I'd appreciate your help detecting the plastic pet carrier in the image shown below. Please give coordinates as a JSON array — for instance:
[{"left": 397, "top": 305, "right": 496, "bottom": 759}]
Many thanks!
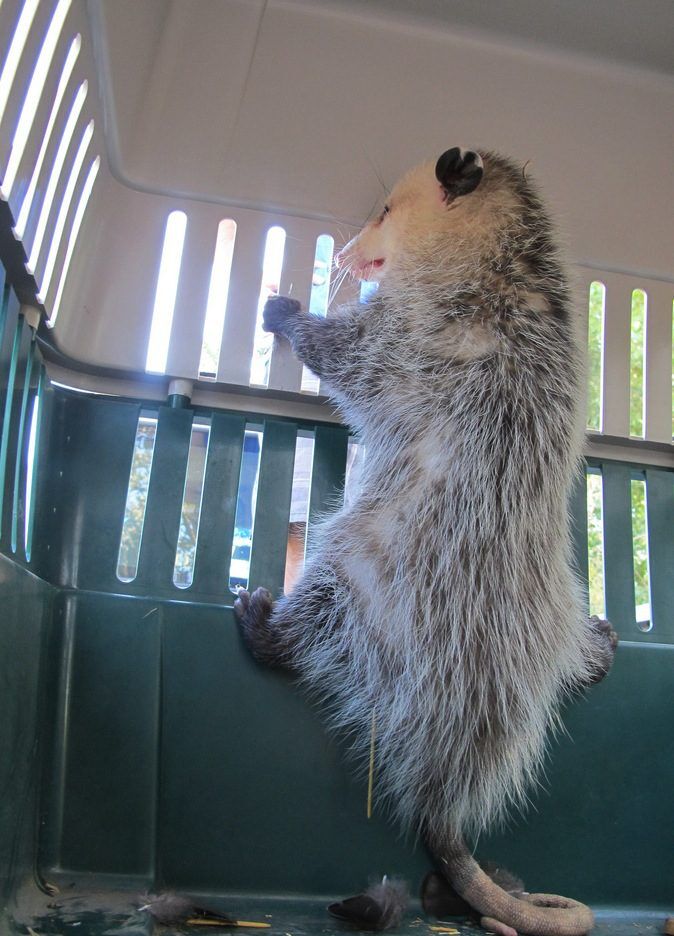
[{"left": 1, "top": 1, "right": 673, "bottom": 934}]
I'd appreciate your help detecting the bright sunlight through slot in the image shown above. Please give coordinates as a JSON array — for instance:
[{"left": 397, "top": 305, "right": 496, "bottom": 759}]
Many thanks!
[{"left": 145, "top": 211, "right": 187, "bottom": 374}]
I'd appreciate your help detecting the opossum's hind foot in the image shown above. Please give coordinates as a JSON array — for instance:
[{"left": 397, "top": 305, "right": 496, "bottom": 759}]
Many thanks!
[
  {"left": 422, "top": 867, "right": 524, "bottom": 934},
  {"left": 421, "top": 871, "right": 472, "bottom": 917},
  {"left": 585, "top": 615, "right": 619, "bottom": 686},
  {"left": 421, "top": 875, "right": 517, "bottom": 936},
  {"left": 328, "top": 877, "right": 409, "bottom": 931},
  {"left": 480, "top": 918, "right": 518, "bottom": 936},
  {"left": 234, "top": 587, "right": 289, "bottom": 668}
]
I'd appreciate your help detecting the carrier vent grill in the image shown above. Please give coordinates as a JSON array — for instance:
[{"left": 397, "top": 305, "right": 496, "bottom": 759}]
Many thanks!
[
  {"left": 630, "top": 476, "right": 652, "bottom": 631},
  {"left": 250, "top": 226, "right": 286, "bottom": 387},
  {"left": 146, "top": 211, "right": 188, "bottom": 374},
  {"left": 198, "top": 219, "right": 237, "bottom": 381},
  {"left": 629, "top": 289, "right": 647, "bottom": 439},
  {"left": 586, "top": 281, "right": 605, "bottom": 433},
  {"left": 0, "top": 0, "right": 72, "bottom": 199},
  {"left": 13, "top": 33, "right": 81, "bottom": 240},
  {"left": 116, "top": 415, "right": 157, "bottom": 583},
  {"left": 582, "top": 273, "right": 674, "bottom": 444},
  {"left": 586, "top": 469, "right": 606, "bottom": 620},
  {"left": 301, "top": 234, "right": 335, "bottom": 395},
  {"left": 24, "top": 78, "right": 87, "bottom": 274},
  {"left": 173, "top": 418, "right": 210, "bottom": 589}
]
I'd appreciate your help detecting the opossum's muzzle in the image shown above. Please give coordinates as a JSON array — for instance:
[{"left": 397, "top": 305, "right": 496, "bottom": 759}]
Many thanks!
[{"left": 335, "top": 243, "right": 385, "bottom": 279}]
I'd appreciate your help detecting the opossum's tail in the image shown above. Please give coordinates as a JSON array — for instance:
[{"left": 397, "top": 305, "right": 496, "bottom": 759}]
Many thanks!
[{"left": 428, "top": 832, "right": 594, "bottom": 936}]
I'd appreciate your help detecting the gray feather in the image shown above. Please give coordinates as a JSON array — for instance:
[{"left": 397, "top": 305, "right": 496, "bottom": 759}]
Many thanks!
[{"left": 365, "top": 877, "right": 409, "bottom": 929}]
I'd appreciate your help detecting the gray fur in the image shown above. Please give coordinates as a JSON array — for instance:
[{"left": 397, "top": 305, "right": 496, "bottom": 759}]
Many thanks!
[{"left": 239, "top": 152, "right": 613, "bottom": 852}]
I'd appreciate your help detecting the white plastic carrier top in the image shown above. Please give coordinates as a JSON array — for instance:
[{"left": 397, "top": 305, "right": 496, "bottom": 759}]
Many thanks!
[{"left": 1, "top": 0, "right": 673, "bottom": 454}]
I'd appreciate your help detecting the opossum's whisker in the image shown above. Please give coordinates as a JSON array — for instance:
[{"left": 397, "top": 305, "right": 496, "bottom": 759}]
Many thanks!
[
  {"left": 328, "top": 266, "right": 350, "bottom": 308},
  {"left": 360, "top": 143, "right": 390, "bottom": 198},
  {"left": 332, "top": 223, "right": 351, "bottom": 247},
  {"left": 363, "top": 193, "right": 384, "bottom": 226},
  {"left": 328, "top": 265, "right": 347, "bottom": 296},
  {"left": 331, "top": 266, "right": 353, "bottom": 304}
]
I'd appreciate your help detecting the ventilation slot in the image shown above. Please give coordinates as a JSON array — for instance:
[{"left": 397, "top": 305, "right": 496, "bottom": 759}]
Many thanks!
[
  {"left": 25, "top": 78, "right": 87, "bottom": 274},
  {"left": 250, "top": 226, "right": 286, "bottom": 387},
  {"left": 0, "top": 283, "right": 8, "bottom": 349},
  {"left": 629, "top": 289, "right": 647, "bottom": 438},
  {"left": 198, "top": 219, "right": 236, "bottom": 379},
  {"left": 586, "top": 281, "right": 605, "bottom": 432},
  {"left": 13, "top": 33, "right": 80, "bottom": 240},
  {"left": 48, "top": 154, "right": 99, "bottom": 325},
  {"left": 586, "top": 469, "right": 606, "bottom": 619},
  {"left": 630, "top": 476, "right": 652, "bottom": 632},
  {"left": 0, "top": 316, "right": 24, "bottom": 540},
  {"left": 1, "top": 0, "right": 73, "bottom": 199},
  {"left": 301, "top": 234, "right": 334, "bottom": 394},
  {"left": 36, "top": 117, "right": 93, "bottom": 303},
  {"left": 360, "top": 280, "right": 379, "bottom": 303},
  {"left": 11, "top": 338, "right": 37, "bottom": 555},
  {"left": 116, "top": 414, "right": 158, "bottom": 583},
  {"left": 284, "top": 432, "right": 314, "bottom": 592},
  {"left": 173, "top": 419, "right": 210, "bottom": 588},
  {"left": 24, "top": 366, "right": 45, "bottom": 562},
  {"left": 145, "top": 210, "right": 187, "bottom": 374},
  {"left": 0, "top": 0, "right": 40, "bottom": 130},
  {"left": 229, "top": 428, "right": 262, "bottom": 592}
]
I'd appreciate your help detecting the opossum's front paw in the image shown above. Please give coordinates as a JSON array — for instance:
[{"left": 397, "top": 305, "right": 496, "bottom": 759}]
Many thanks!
[
  {"left": 262, "top": 295, "right": 302, "bottom": 335},
  {"left": 234, "top": 585, "right": 272, "bottom": 641},
  {"left": 586, "top": 615, "right": 618, "bottom": 685},
  {"left": 234, "top": 586, "right": 286, "bottom": 667}
]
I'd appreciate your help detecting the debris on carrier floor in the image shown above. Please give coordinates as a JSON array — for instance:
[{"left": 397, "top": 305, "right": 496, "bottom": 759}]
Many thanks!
[{"left": 8, "top": 878, "right": 670, "bottom": 936}]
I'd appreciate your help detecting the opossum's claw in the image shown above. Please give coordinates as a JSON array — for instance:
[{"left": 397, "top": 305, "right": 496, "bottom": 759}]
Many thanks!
[
  {"left": 234, "top": 586, "right": 279, "bottom": 666},
  {"left": 590, "top": 615, "right": 618, "bottom": 649},
  {"left": 263, "top": 294, "right": 302, "bottom": 334},
  {"left": 233, "top": 587, "right": 250, "bottom": 618},
  {"left": 480, "top": 915, "right": 518, "bottom": 936},
  {"left": 586, "top": 615, "right": 619, "bottom": 685},
  {"left": 234, "top": 586, "right": 272, "bottom": 621},
  {"left": 329, "top": 877, "right": 408, "bottom": 931}
]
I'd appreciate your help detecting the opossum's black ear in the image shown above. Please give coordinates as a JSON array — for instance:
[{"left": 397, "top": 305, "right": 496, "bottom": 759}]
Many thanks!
[{"left": 435, "top": 147, "right": 483, "bottom": 200}]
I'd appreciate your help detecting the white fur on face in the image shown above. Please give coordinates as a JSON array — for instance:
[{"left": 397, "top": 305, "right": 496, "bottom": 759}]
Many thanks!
[{"left": 336, "top": 164, "right": 446, "bottom": 283}]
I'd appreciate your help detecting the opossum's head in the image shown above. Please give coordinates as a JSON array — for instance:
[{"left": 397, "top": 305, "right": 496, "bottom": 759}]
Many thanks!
[{"left": 336, "top": 147, "right": 533, "bottom": 290}]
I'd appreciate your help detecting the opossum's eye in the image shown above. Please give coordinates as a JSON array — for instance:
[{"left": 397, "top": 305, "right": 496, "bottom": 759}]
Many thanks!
[
  {"left": 376, "top": 204, "right": 390, "bottom": 224},
  {"left": 435, "top": 147, "right": 483, "bottom": 200}
]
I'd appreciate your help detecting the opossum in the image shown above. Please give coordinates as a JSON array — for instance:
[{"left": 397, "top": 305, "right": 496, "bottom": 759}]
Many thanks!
[{"left": 235, "top": 147, "right": 618, "bottom": 936}]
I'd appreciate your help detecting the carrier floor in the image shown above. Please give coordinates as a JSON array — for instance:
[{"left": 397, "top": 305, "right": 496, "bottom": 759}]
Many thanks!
[{"left": 7, "top": 879, "right": 668, "bottom": 936}]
